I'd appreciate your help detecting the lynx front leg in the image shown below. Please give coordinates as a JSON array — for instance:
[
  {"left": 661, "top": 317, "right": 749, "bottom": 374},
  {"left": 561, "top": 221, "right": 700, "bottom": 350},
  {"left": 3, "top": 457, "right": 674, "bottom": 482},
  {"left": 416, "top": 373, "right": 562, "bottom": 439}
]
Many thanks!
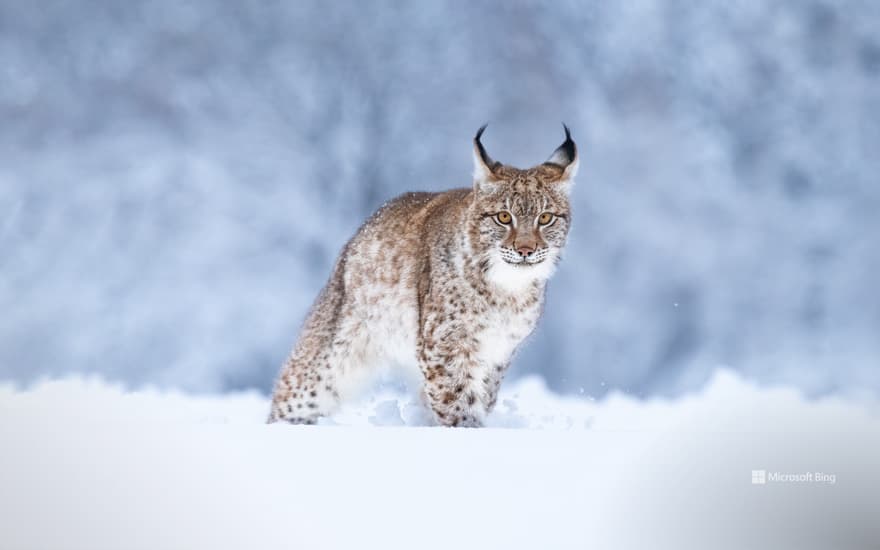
[
  {"left": 485, "top": 361, "right": 510, "bottom": 414},
  {"left": 419, "top": 348, "right": 494, "bottom": 427}
]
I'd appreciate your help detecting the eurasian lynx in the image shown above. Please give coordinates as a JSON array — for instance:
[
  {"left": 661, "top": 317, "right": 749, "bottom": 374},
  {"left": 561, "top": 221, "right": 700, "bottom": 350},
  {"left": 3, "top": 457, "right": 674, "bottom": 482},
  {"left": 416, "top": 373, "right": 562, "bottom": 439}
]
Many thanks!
[{"left": 268, "top": 126, "right": 578, "bottom": 426}]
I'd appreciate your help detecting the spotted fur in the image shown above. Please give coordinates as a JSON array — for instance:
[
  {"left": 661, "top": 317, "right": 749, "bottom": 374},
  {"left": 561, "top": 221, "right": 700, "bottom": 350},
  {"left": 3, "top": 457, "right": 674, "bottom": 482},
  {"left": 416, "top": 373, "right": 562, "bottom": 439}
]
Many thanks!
[{"left": 268, "top": 125, "right": 579, "bottom": 427}]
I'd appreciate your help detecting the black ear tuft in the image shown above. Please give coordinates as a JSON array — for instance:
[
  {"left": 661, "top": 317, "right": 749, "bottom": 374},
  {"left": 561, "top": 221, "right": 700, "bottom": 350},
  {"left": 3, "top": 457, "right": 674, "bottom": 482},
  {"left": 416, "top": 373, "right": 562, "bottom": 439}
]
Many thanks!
[
  {"left": 475, "top": 123, "right": 488, "bottom": 142},
  {"left": 474, "top": 123, "right": 498, "bottom": 171},
  {"left": 543, "top": 123, "right": 579, "bottom": 182},
  {"left": 546, "top": 123, "right": 577, "bottom": 168}
]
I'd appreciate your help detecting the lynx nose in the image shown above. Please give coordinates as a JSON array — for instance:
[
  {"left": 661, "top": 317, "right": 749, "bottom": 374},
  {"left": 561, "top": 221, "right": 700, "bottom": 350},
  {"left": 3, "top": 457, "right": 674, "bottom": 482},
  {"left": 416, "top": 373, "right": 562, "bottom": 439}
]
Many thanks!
[{"left": 516, "top": 244, "right": 537, "bottom": 258}]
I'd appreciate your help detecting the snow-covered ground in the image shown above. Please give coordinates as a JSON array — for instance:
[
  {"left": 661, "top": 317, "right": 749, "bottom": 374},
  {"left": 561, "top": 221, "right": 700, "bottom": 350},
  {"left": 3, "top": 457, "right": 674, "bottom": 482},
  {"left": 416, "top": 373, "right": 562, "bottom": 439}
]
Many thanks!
[{"left": 1, "top": 371, "right": 878, "bottom": 549}]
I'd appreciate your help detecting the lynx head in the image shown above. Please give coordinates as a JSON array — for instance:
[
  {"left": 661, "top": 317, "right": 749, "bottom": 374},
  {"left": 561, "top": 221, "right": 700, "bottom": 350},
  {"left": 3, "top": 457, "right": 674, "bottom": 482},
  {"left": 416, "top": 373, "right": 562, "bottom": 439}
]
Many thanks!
[{"left": 470, "top": 124, "right": 578, "bottom": 293}]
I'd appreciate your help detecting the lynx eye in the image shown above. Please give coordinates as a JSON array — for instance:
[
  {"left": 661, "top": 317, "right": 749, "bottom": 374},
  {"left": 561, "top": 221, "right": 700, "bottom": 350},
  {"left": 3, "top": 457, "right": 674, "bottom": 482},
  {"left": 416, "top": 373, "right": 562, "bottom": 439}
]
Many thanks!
[
  {"left": 538, "top": 212, "right": 554, "bottom": 226},
  {"left": 495, "top": 211, "right": 512, "bottom": 225}
]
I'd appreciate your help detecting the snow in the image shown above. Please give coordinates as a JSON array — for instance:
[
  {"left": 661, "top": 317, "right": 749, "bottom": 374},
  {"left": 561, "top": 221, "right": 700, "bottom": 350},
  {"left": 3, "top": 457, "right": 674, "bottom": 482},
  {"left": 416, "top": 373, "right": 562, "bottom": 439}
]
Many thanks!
[{"left": 1, "top": 371, "right": 878, "bottom": 549}]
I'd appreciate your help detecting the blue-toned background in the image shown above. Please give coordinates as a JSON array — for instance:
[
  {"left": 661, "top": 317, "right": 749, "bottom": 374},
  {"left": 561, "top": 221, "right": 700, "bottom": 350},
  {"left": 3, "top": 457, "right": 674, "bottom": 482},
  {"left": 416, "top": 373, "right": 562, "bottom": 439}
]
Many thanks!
[{"left": 2, "top": 1, "right": 878, "bottom": 397}]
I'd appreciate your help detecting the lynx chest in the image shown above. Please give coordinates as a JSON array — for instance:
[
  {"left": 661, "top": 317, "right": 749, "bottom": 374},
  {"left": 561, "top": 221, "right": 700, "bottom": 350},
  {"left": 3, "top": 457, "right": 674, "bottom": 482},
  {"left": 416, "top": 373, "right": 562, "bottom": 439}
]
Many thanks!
[{"left": 473, "top": 292, "right": 543, "bottom": 368}]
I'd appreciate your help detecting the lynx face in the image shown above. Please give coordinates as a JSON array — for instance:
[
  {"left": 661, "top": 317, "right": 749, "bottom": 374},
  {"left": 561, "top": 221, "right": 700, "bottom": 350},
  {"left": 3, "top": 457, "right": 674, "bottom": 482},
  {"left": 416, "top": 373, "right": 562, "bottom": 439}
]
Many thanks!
[{"left": 470, "top": 126, "right": 578, "bottom": 292}]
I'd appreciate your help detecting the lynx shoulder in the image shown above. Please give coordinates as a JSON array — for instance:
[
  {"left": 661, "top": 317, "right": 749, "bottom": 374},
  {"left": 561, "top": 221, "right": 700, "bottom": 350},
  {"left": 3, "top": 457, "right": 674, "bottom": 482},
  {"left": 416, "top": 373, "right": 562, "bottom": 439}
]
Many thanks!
[{"left": 269, "top": 125, "right": 578, "bottom": 427}]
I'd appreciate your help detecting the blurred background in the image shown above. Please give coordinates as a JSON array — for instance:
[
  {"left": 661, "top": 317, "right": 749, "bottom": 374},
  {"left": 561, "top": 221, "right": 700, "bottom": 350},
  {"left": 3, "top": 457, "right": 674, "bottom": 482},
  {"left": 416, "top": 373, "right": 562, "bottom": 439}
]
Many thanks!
[{"left": 1, "top": 0, "right": 878, "bottom": 399}]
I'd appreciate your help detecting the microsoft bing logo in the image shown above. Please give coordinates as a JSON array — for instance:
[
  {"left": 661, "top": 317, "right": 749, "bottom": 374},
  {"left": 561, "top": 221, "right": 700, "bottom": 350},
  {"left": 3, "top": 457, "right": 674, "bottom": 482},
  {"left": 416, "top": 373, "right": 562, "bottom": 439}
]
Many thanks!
[{"left": 751, "top": 470, "right": 766, "bottom": 484}]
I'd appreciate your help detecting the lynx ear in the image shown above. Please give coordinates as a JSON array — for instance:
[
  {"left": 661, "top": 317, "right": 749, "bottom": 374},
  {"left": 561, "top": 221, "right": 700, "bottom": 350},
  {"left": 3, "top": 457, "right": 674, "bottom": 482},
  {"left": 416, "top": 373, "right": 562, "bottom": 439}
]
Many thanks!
[
  {"left": 545, "top": 123, "right": 579, "bottom": 181},
  {"left": 473, "top": 124, "right": 501, "bottom": 193}
]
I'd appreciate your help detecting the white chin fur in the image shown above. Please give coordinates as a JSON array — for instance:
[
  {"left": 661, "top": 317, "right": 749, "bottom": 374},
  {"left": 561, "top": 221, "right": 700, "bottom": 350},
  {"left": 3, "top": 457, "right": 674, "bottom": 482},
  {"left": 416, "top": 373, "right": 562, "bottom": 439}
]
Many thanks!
[{"left": 485, "top": 252, "right": 556, "bottom": 293}]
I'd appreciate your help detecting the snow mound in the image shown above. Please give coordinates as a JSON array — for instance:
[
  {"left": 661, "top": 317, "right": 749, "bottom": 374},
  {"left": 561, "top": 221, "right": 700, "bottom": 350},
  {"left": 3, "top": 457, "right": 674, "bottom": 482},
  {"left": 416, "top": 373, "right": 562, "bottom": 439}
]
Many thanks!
[{"left": 1, "top": 371, "right": 878, "bottom": 550}]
